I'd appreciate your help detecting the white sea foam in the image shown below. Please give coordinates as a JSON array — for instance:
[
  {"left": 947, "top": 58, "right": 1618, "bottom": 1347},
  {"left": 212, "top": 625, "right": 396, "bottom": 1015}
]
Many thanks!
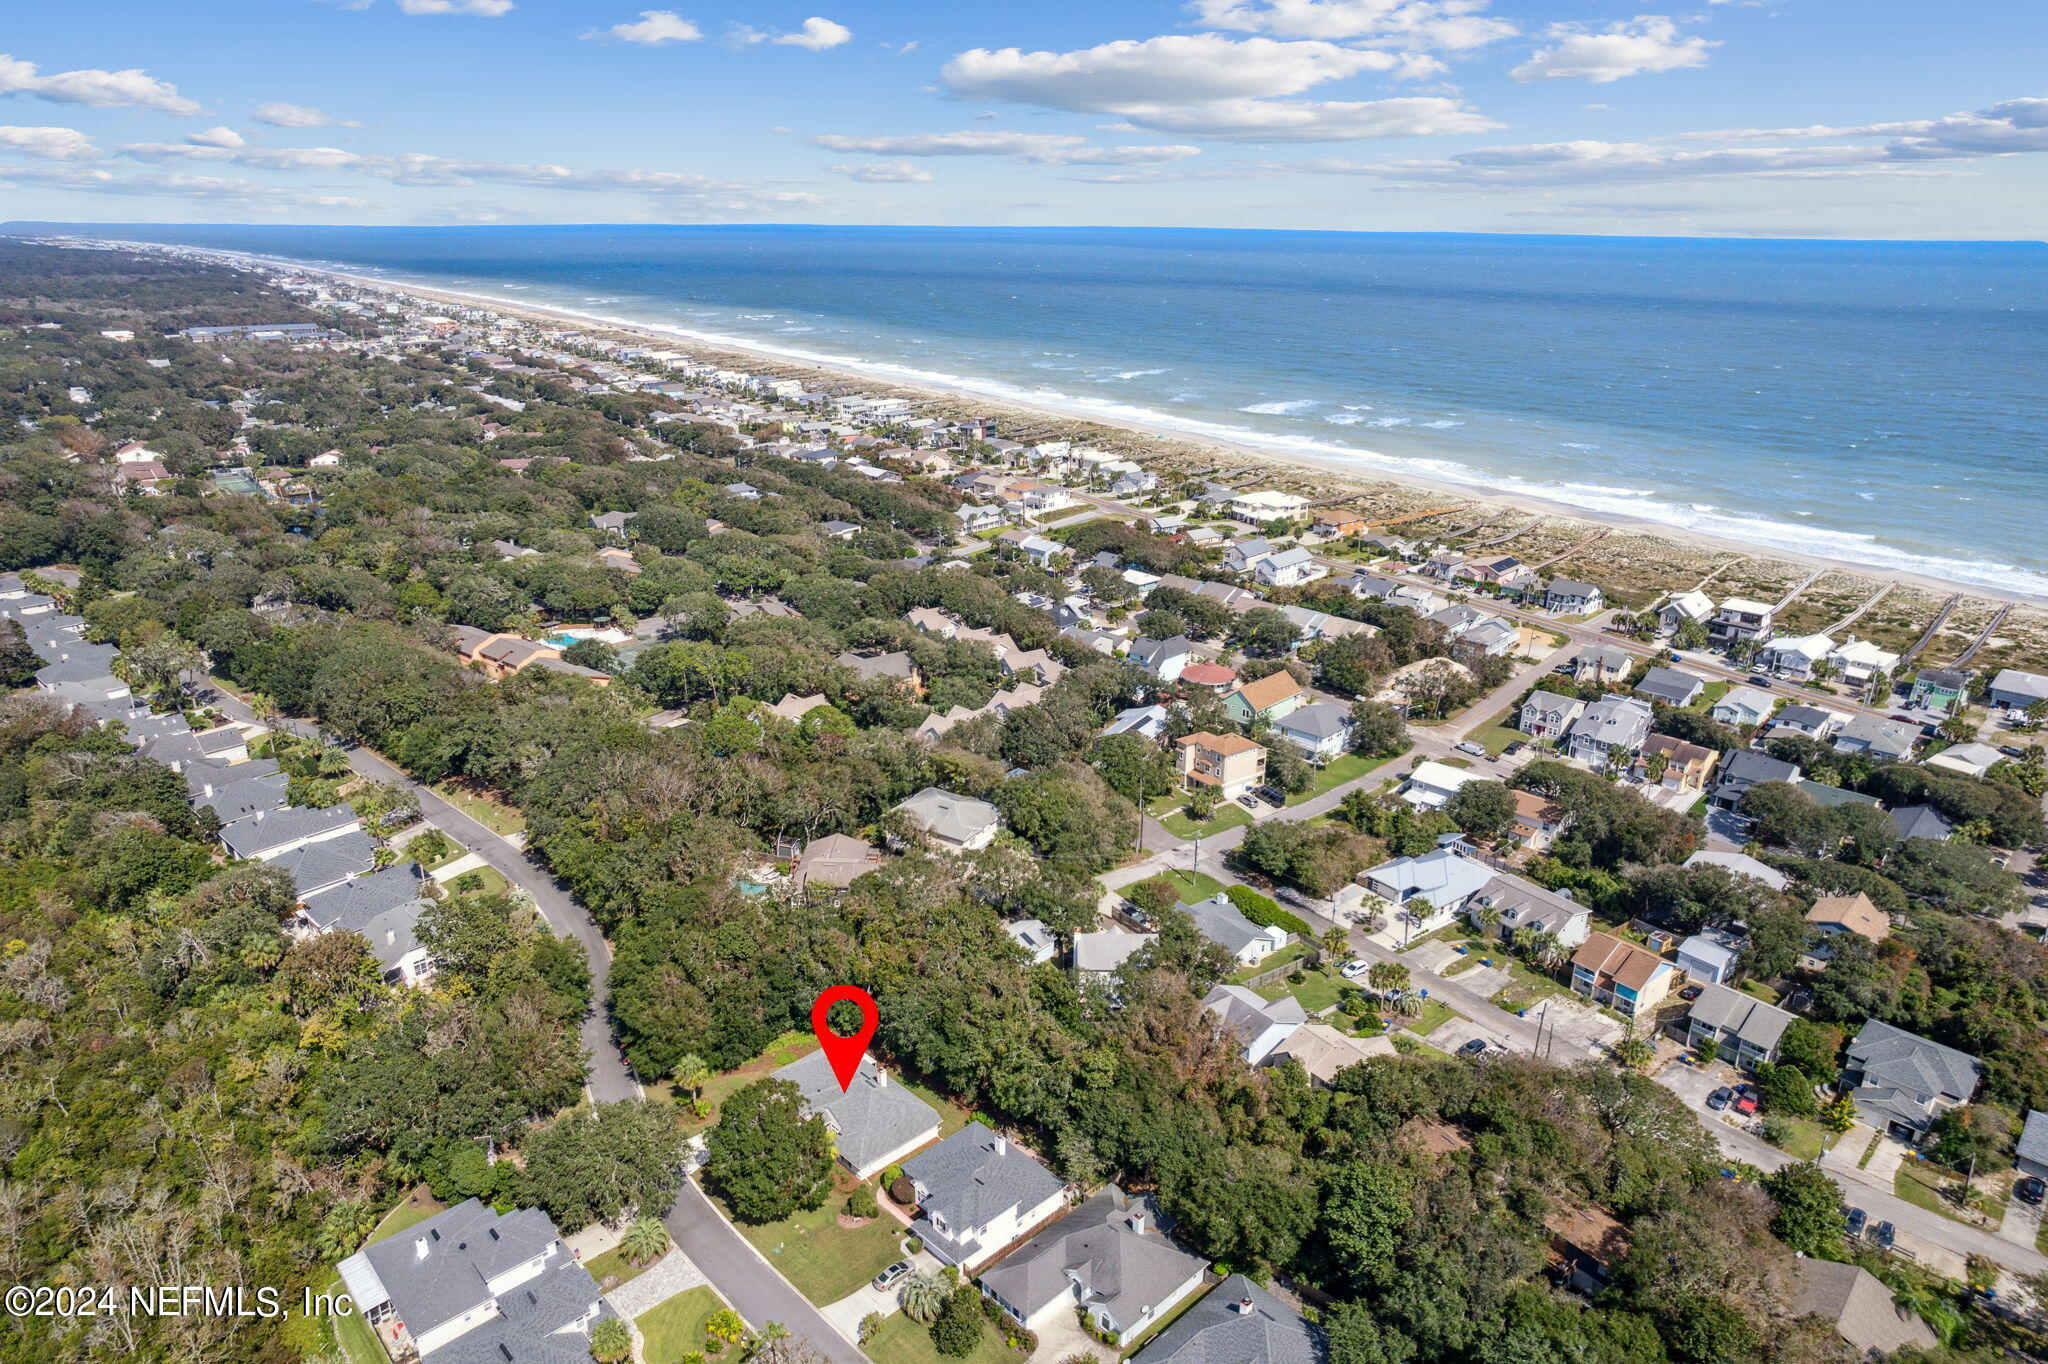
[
  {"left": 1107, "top": 368, "right": 1170, "bottom": 380},
  {"left": 1420, "top": 420, "right": 1463, "bottom": 429},
  {"left": 1324, "top": 414, "right": 1365, "bottom": 426},
  {"left": 1240, "top": 400, "right": 1319, "bottom": 415},
  {"left": 237, "top": 255, "right": 2048, "bottom": 601}
]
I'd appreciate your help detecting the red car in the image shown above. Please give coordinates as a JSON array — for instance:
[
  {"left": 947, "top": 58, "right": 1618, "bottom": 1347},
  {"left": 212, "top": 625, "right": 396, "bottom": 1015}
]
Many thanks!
[{"left": 1733, "top": 1086, "right": 1760, "bottom": 1115}]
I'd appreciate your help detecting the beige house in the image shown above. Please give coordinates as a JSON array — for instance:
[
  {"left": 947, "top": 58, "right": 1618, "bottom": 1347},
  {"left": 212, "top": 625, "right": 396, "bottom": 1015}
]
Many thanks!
[
  {"left": 1806, "top": 891, "right": 1890, "bottom": 944},
  {"left": 1175, "top": 731, "right": 1267, "bottom": 800},
  {"left": 1635, "top": 733, "right": 1719, "bottom": 792},
  {"left": 1569, "top": 931, "right": 1679, "bottom": 1018}
]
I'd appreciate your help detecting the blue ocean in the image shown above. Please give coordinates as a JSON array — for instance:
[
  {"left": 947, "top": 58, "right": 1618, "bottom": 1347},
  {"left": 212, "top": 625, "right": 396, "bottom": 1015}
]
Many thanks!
[{"left": 66, "top": 224, "right": 2048, "bottom": 596}]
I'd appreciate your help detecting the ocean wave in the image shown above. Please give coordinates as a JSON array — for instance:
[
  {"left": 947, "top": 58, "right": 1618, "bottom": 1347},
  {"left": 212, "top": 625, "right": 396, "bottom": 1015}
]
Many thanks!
[
  {"left": 1420, "top": 420, "right": 1463, "bottom": 429},
  {"left": 582, "top": 296, "right": 622, "bottom": 303},
  {"left": 1324, "top": 414, "right": 1365, "bottom": 426},
  {"left": 239, "top": 257, "right": 2048, "bottom": 600},
  {"left": 1240, "top": 400, "right": 1319, "bottom": 415},
  {"left": 1367, "top": 416, "right": 1409, "bottom": 428},
  {"left": 1107, "top": 368, "right": 1170, "bottom": 381}
]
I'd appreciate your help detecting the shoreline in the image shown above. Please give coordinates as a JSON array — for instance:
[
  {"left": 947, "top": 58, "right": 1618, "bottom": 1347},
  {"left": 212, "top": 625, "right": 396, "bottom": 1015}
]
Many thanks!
[
  {"left": 104, "top": 240, "right": 2048, "bottom": 633},
  {"left": 294, "top": 259, "right": 2046, "bottom": 613}
]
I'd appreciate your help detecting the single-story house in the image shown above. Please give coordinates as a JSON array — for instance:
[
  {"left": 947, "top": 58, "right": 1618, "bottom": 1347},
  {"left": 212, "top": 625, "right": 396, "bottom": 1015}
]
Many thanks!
[
  {"left": 1890, "top": 804, "right": 1956, "bottom": 842},
  {"left": 1400, "top": 759, "right": 1476, "bottom": 810},
  {"left": 791, "top": 834, "right": 883, "bottom": 892},
  {"left": 773, "top": 1050, "right": 943, "bottom": 1179},
  {"left": 1709, "top": 749, "right": 1800, "bottom": 810},
  {"left": 1686, "top": 982, "right": 1795, "bottom": 1069},
  {"left": 1842, "top": 1018, "right": 1982, "bottom": 1142},
  {"left": 891, "top": 787, "right": 1002, "bottom": 852},
  {"left": 1806, "top": 891, "right": 1890, "bottom": 944},
  {"left": 1073, "top": 930, "right": 1154, "bottom": 985},
  {"left": 1361, "top": 847, "right": 1495, "bottom": 932},
  {"left": 1265, "top": 1024, "right": 1396, "bottom": 1088},
  {"left": 1101, "top": 704, "right": 1170, "bottom": 742},
  {"left": 1203, "top": 985, "right": 1306, "bottom": 1063},
  {"left": 1794, "top": 1260, "right": 1936, "bottom": 1358},
  {"left": 1569, "top": 932, "right": 1679, "bottom": 1018},
  {"left": 1833, "top": 713, "right": 1919, "bottom": 763},
  {"left": 1006, "top": 918, "right": 1058, "bottom": 965},
  {"left": 1925, "top": 741, "right": 2001, "bottom": 779},
  {"left": 1633, "top": 667, "right": 1706, "bottom": 708},
  {"left": 979, "top": 1187, "right": 1209, "bottom": 1347},
  {"left": 2015, "top": 1110, "right": 2048, "bottom": 1181},
  {"left": 1683, "top": 849, "right": 1792, "bottom": 892},
  {"left": 220, "top": 802, "right": 363, "bottom": 862},
  {"left": 1185, "top": 895, "right": 1290, "bottom": 965},
  {"left": 298, "top": 863, "right": 435, "bottom": 986},
  {"left": 1711, "top": 686, "right": 1777, "bottom": 729},
  {"left": 903, "top": 1127, "right": 1067, "bottom": 1271},
  {"left": 1768, "top": 704, "right": 1844, "bottom": 740}
]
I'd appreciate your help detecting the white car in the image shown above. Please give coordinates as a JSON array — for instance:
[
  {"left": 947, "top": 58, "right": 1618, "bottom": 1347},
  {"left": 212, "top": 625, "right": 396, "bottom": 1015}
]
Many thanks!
[{"left": 1339, "top": 959, "right": 1372, "bottom": 980}]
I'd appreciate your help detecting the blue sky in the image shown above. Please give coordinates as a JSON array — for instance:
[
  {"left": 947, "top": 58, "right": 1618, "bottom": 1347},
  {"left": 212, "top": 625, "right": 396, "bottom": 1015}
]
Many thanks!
[{"left": 2, "top": 0, "right": 2043, "bottom": 238}]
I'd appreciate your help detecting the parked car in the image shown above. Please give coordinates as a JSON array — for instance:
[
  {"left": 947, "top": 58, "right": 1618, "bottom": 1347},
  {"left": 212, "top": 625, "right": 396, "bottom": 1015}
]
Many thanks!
[
  {"left": 2019, "top": 1177, "right": 2046, "bottom": 1205},
  {"left": 1454, "top": 740, "right": 1488, "bottom": 757},
  {"left": 1254, "top": 786, "right": 1287, "bottom": 807},
  {"left": 1706, "top": 1087, "right": 1734, "bottom": 1111},
  {"left": 1874, "top": 1221, "right": 1896, "bottom": 1250},
  {"left": 1503, "top": 740, "right": 1527, "bottom": 757},
  {"left": 1237, "top": 794, "right": 1260, "bottom": 810},
  {"left": 1732, "top": 1087, "right": 1760, "bottom": 1116},
  {"left": 1457, "top": 1038, "right": 1490, "bottom": 1058},
  {"left": 2000, "top": 745, "right": 2027, "bottom": 759},
  {"left": 1121, "top": 902, "right": 1156, "bottom": 931},
  {"left": 873, "top": 1260, "right": 912, "bottom": 1291},
  {"left": 1340, "top": 959, "right": 1372, "bottom": 980},
  {"left": 1680, "top": 984, "right": 1703, "bottom": 1002},
  {"left": 1845, "top": 1207, "right": 1868, "bottom": 1238},
  {"left": 1753, "top": 676, "right": 1775, "bottom": 687}
]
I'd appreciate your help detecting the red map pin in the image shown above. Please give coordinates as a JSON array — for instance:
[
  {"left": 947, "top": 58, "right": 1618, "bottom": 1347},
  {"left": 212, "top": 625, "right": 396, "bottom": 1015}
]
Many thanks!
[{"left": 811, "top": 985, "right": 879, "bottom": 1092}]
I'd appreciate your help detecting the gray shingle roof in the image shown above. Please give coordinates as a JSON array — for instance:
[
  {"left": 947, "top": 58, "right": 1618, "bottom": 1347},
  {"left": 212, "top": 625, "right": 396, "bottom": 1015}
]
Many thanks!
[
  {"left": 1848, "top": 1019, "right": 1981, "bottom": 1106},
  {"left": 1687, "top": 982, "right": 1795, "bottom": 1052},
  {"left": 2017, "top": 1110, "right": 2048, "bottom": 1172},
  {"left": 1184, "top": 895, "right": 1278, "bottom": 957},
  {"left": 266, "top": 829, "right": 380, "bottom": 898},
  {"left": 1134, "top": 1275, "right": 1325, "bottom": 1364},
  {"left": 219, "top": 802, "right": 361, "bottom": 859},
  {"left": 904, "top": 1127, "right": 1064, "bottom": 1259},
  {"left": 1277, "top": 702, "right": 1353, "bottom": 742},
  {"left": 199, "top": 771, "right": 290, "bottom": 823},
  {"left": 1890, "top": 804, "right": 1955, "bottom": 841},
  {"left": 893, "top": 787, "right": 1000, "bottom": 845},
  {"left": 773, "top": 1050, "right": 941, "bottom": 1174},
  {"left": 979, "top": 1187, "right": 1206, "bottom": 1326},
  {"left": 1634, "top": 667, "right": 1704, "bottom": 705}
]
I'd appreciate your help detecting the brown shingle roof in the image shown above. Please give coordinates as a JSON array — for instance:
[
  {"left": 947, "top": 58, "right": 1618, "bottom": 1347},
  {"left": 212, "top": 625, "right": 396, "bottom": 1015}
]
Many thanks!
[
  {"left": 1177, "top": 730, "right": 1265, "bottom": 757},
  {"left": 1230, "top": 670, "right": 1306, "bottom": 714},
  {"left": 1806, "top": 892, "right": 1889, "bottom": 942},
  {"left": 1571, "top": 931, "right": 1669, "bottom": 991}
]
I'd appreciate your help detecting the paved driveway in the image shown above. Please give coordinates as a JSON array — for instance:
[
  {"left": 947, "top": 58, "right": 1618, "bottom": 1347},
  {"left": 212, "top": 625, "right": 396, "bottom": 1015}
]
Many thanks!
[
  {"left": 662, "top": 1180, "right": 867, "bottom": 1364},
  {"left": 817, "top": 1247, "right": 944, "bottom": 1340}
]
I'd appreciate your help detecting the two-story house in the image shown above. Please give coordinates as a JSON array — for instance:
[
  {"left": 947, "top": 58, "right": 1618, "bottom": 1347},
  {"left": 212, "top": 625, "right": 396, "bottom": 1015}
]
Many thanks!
[
  {"left": 1569, "top": 931, "right": 1678, "bottom": 1018},
  {"left": 1710, "top": 597, "right": 1775, "bottom": 647},
  {"left": 979, "top": 1188, "right": 1209, "bottom": 1347},
  {"left": 1221, "top": 671, "right": 1309, "bottom": 727},
  {"left": 1543, "top": 578, "right": 1605, "bottom": 614},
  {"left": 1842, "top": 1019, "right": 1982, "bottom": 1143},
  {"left": 1519, "top": 691, "right": 1587, "bottom": 743},
  {"left": 1564, "top": 696, "right": 1654, "bottom": 772},
  {"left": 903, "top": 1128, "right": 1067, "bottom": 1272},
  {"left": 1175, "top": 732, "right": 1267, "bottom": 800},
  {"left": 1685, "top": 982, "right": 1795, "bottom": 1070}
]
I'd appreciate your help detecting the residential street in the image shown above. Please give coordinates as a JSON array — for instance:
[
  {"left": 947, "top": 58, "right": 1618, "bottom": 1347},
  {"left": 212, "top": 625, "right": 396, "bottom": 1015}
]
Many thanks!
[
  {"left": 206, "top": 683, "right": 642, "bottom": 1104},
  {"left": 663, "top": 1179, "right": 869, "bottom": 1364}
]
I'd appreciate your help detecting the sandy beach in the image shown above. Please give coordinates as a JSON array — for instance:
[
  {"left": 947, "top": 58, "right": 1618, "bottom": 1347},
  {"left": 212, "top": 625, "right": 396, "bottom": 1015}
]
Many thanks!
[{"left": 153, "top": 243, "right": 2048, "bottom": 675}]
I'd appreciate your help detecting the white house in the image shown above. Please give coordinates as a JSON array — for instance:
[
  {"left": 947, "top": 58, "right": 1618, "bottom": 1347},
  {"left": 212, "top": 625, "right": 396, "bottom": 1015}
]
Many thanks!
[
  {"left": 1272, "top": 702, "right": 1355, "bottom": 763},
  {"left": 1185, "top": 894, "right": 1290, "bottom": 965},
  {"left": 1926, "top": 741, "right": 2001, "bottom": 779},
  {"left": 903, "top": 1128, "right": 1067, "bottom": 1271},
  {"left": 1828, "top": 637, "right": 1899, "bottom": 687},
  {"left": 1467, "top": 874, "right": 1592, "bottom": 949},
  {"left": 1656, "top": 590, "right": 1715, "bottom": 635},
  {"left": 1360, "top": 846, "right": 1495, "bottom": 934},
  {"left": 1565, "top": 696, "right": 1654, "bottom": 772},
  {"left": 1127, "top": 635, "right": 1194, "bottom": 683},
  {"left": 1203, "top": 985, "right": 1306, "bottom": 1064},
  {"left": 1227, "top": 490, "right": 1310, "bottom": 525},
  {"left": 1401, "top": 760, "right": 1477, "bottom": 809},
  {"left": 1758, "top": 632, "right": 1836, "bottom": 680},
  {"left": 1675, "top": 931, "right": 1741, "bottom": 986},
  {"left": 1253, "top": 546, "right": 1326, "bottom": 588},
  {"left": 1712, "top": 686, "right": 1778, "bottom": 729},
  {"left": 891, "top": 787, "right": 1003, "bottom": 852}
]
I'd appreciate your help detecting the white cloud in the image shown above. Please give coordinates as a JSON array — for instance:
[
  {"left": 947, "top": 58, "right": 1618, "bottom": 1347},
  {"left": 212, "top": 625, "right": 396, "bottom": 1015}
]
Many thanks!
[
  {"left": 186, "top": 126, "right": 246, "bottom": 148},
  {"left": 588, "top": 10, "right": 702, "bottom": 45},
  {"left": 827, "top": 160, "right": 933, "bottom": 182},
  {"left": 731, "top": 16, "right": 852, "bottom": 49},
  {"left": 940, "top": 33, "right": 1476, "bottom": 141},
  {"left": 811, "top": 130, "right": 1203, "bottom": 164},
  {"left": 120, "top": 140, "right": 828, "bottom": 211},
  {"left": 1099, "top": 95, "right": 1495, "bottom": 140},
  {"left": 0, "top": 126, "right": 99, "bottom": 161},
  {"left": 252, "top": 101, "right": 359, "bottom": 128},
  {"left": 1678, "top": 98, "right": 2048, "bottom": 155},
  {"left": 1186, "top": 0, "right": 1515, "bottom": 52},
  {"left": 1510, "top": 16, "right": 1716, "bottom": 84},
  {"left": 0, "top": 53, "right": 203, "bottom": 115},
  {"left": 0, "top": 162, "right": 371, "bottom": 209}
]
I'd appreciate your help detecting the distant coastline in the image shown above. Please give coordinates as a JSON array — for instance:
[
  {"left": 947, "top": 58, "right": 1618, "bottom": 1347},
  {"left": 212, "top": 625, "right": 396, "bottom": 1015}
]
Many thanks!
[{"left": 163, "top": 244, "right": 2042, "bottom": 609}]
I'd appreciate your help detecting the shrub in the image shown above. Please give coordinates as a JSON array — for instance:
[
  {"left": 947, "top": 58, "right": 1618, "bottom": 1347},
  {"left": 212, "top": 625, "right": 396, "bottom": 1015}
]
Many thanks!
[
  {"left": 1225, "top": 884, "right": 1309, "bottom": 936},
  {"left": 589, "top": 1317, "right": 632, "bottom": 1363},
  {"left": 845, "top": 1181, "right": 879, "bottom": 1219},
  {"left": 930, "top": 1286, "right": 986, "bottom": 1358},
  {"left": 889, "top": 1176, "right": 917, "bottom": 1206}
]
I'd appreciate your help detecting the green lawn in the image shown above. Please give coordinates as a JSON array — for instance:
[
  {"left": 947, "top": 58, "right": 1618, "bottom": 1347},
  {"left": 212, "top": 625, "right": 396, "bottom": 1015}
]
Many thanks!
[
  {"left": 1406, "top": 998, "right": 1459, "bottom": 1036},
  {"left": 443, "top": 864, "right": 510, "bottom": 899},
  {"left": 1160, "top": 802, "right": 1254, "bottom": 840},
  {"left": 1739, "top": 980, "right": 1781, "bottom": 1003},
  {"left": 1766, "top": 1116, "right": 1837, "bottom": 1162},
  {"left": 636, "top": 1285, "right": 731, "bottom": 1363},
  {"left": 657, "top": 1030, "right": 818, "bottom": 1136},
  {"left": 1894, "top": 1160, "right": 2003, "bottom": 1227},
  {"left": 864, "top": 1309, "right": 1025, "bottom": 1364},
  {"left": 1688, "top": 679, "right": 1733, "bottom": 712},
  {"left": 1484, "top": 954, "right": 1566, "bottom": 1015},
  {"left": 1396, "top": 924, "right": 1472, "bottom": 955},
  {"left": 735, "top": 1197, "right": 910, "bottom": 1305},
  {"left": 432, "top": 781, "right": 527, "bottom": 836},
  {"left": 1230, "top": 941, "right": 1311, "bottom": 984},
  {"left": 1255, "top": 960, "right": 1357, "bottom": 1015},
  {"left": 1157, "top": 869, "right": 1226, "bottom": 903},
  {"left": 585, "top": 1242, "right": 663, "bottom": 1292},
  {"left": 1461, "top": 706, "right": 1529, "bottom": 758},
  {"left": 1287, "top": 751, "right": 1398, "bottom": 806}
]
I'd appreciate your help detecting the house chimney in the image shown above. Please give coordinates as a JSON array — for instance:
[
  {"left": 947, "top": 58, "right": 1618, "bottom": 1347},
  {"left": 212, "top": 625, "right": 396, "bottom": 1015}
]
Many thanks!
[
  {"left": 1127, "top": 1210, "right": 1147, "bottom": 1235},
  {"left": 1234, "top": 1297, "right": 1255, "bottom": 1315},
  {"left": 872, "top": 1066, "right": 888, "bottom": 1088},
  {"left": 993, "top": 1133, "right": 1007, "bottom": 1156}
]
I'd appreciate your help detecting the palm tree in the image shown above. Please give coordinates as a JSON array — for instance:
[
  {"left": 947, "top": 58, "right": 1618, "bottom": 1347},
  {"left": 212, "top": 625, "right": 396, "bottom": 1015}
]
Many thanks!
[
  {"left": 314, "top": 1199, "right": 379, "bottom": 1261},
  {"left": 1318, "top": 925, "right": 1350, "bottom": 962},
  {"left": 670, "top": 1052, "right": 712, "bottom": 1104},
  {"left": 1366, "top": 961, "right": 1410, "bottom": 996},
  {"left": 589, "top": 1316, "right": 633, "bottom": 1363},
  {"left": 1473, "top": 904, "right": 1501, "bottom": 941},
  {"left": 1387, "top": 990, "right": 1424, "bottom": 1018},
  {"left": 1526, "top": 930, "right": 1568, "bottom": 976},
  {"left": 619, "top": 1216, "right": 669, "bottom": 1267},
  {"left": 900, "top": 1271, "right": 950, "bottom": 1324},
  {"left": 238, "top": 933, "right": 285, "bottom": 972}
]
